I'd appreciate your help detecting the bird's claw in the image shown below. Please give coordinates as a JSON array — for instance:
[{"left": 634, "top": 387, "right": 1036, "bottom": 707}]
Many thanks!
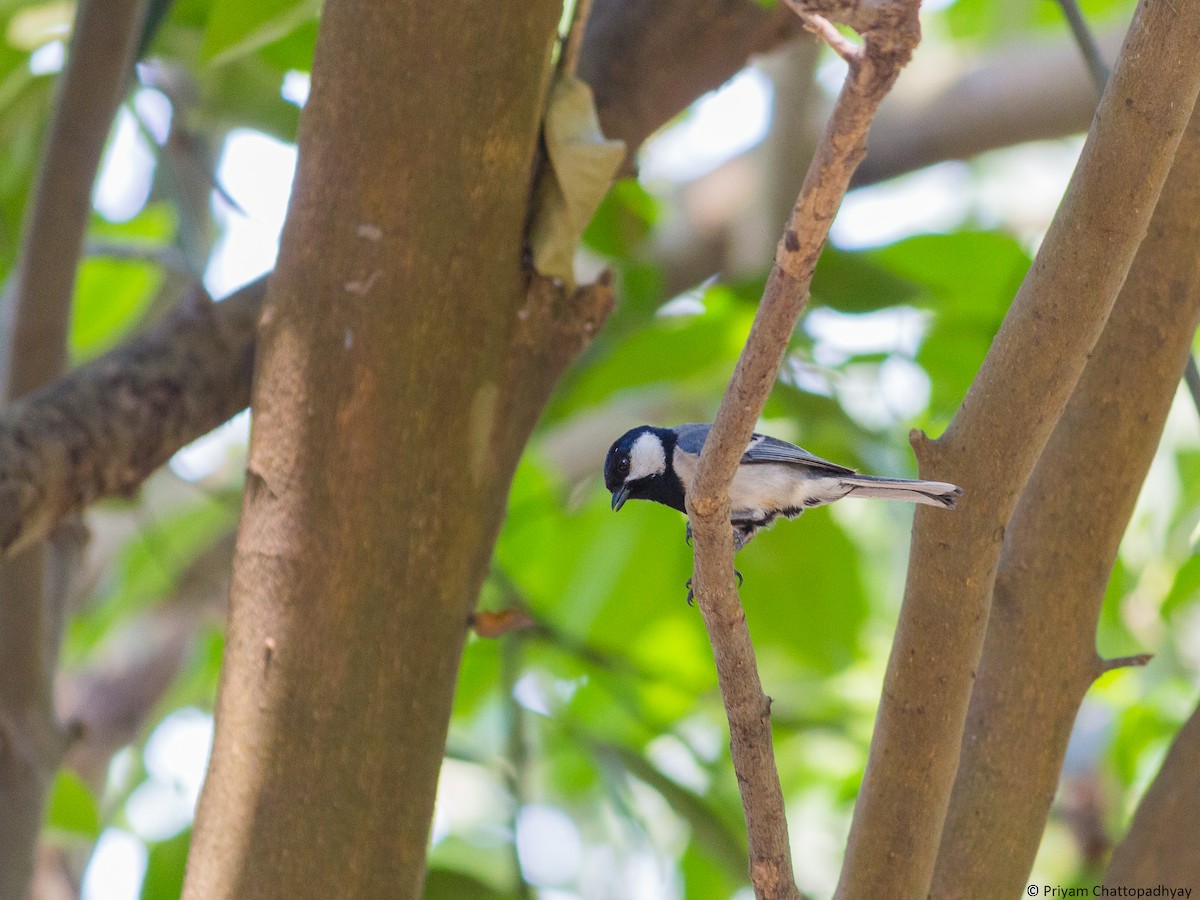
[{"left": 684, "top": 570, "right": 744, "bottom": 606}]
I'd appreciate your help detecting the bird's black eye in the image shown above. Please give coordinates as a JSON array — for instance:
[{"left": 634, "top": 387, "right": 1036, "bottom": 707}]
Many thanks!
[{"left": 617, "top": 457, "right": 630, "bottom": 477}]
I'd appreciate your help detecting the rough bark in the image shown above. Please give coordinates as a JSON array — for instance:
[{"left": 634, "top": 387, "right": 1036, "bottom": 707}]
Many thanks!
[
  {"left": 0, "top": 281, "right": 260, "bottom": 560},
  {"left": 181, "top": 1, "right": 616, "bottom": 896},
  {"left": 836, "top": 3, "right": 1200, "bottom": 897},
  {"left": 1105, "top": 701, "right": 1200, "bottom": 889},
  {"left": 928, "top": 101, "right": 1200, "bottom": 898},
  {"left": 0, "top": 1, "right": 146, "bottom": 897}
]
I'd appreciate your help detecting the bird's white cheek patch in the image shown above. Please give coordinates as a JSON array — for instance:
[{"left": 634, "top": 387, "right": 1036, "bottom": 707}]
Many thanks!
[{"left": 629, "top": 432, "right": 666, "bottom": 479}]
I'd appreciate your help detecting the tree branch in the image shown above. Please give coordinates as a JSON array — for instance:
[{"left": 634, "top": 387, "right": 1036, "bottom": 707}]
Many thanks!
[
  {"left": 0, "top": 280, "right": 260, "bottom": 561},
  {"left": 838, "top": 4, "right": 1200, "bottom": 896},
  {"left": 1105, "top": 698, "right": 1200, "bottom": 889},
  {"left": 580, "top": 0, "right": 805, "bottom": 174},
  {"left": 1053, "top": 0, "right": 1110, "bottom": 94},
  {"left": 0, "top": 0, "right": 805, "bottom": 567},
  {"left": 684, "top": 6, "right": 920, "bottom": 898},
  {"left": 0, "top": 0, "right": 147, "bottom": 896},
  {"left": 854, "top": 26, "right": 1123, "bottom": 185}
]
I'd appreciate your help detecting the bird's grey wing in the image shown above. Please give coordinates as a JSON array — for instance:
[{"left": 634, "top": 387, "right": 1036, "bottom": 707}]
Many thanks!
[
  {"left": 673, "top": 423, "right": 713, "bottom": 456},
  {"left": 741, "top": 433, "right": 856, "bottom": 475},
  {"left": 674, "top": 424, "right": 854, "bottom": 476}
]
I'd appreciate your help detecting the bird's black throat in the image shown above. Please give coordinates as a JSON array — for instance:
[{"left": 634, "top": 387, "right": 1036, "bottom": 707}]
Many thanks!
[{"left": 629, "top": 428, "right": 686, "bottom": 513}]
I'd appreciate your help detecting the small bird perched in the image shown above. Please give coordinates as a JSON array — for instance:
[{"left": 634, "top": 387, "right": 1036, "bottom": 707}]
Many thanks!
[{"left": 604, "top": 423, "right": 961, "bottom": 549}]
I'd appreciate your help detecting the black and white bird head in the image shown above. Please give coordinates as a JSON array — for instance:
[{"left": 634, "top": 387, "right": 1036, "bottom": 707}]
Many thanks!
[{"left": 603, "top": 426, "right": 686, "bottom": 513}]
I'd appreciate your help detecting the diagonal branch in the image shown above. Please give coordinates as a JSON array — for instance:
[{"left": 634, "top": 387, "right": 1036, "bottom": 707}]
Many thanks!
[
  {"left": 0, "top": 280, "right": 262, "bottom": 561},
  {"left": 837, "top": 2, "right": 1200, "bottom": 897},
  {"left": 684, "top": 4, "right": 921, "bottom": 898}
]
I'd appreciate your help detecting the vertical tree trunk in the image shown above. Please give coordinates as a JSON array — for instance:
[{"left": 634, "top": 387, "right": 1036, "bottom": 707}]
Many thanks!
[{"left": 183, "top": 2, "right": 579, "bottom": 896}]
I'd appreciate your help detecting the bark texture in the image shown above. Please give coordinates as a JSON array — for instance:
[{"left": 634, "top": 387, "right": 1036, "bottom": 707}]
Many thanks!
[
  {"left": 0, "top": 282, "right": 260, "bottom": 561},
  {"left": 836, "top": 3, "right": 1200, "bottom": 896},
  {"left": 930, "top": 102, "right": 1200, "bottom": 898},
  {"left": 181, "top": 2, "right": 614, "bottom": 897}
]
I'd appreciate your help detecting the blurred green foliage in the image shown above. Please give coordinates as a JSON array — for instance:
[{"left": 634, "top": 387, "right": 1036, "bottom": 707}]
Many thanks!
[{"left": 4, "top": 0, "right": 1195, "bottom": 895}]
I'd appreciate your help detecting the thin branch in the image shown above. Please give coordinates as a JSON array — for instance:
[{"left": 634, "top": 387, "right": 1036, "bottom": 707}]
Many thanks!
[
  {"left": 558, "top": 0, "right": 594, "bottom": 80},
  {"left": 848, "top": 3, "right": 1200, "bottom": 896},
  {"left": 684, "top": 3, "right": 920, "bottom": 897},
  {"left": 1097, "top": 653, "right": 1153, "bottom": 674},
  {"left": 0, "top": 0, "right": 148, "bottom": 895},
  {"left": 1053, "top": 0, "right": 1110, "bottom": 95}
]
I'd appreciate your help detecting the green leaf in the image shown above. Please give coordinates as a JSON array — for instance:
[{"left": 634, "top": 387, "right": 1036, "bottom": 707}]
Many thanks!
[
  {"left": 72, "top": 204, "right": 177, "bottom": 361},
  {"left": 140, "top": 829, "right": 191, "bottom": 900},
  {"left": 739, "top": 507, "right": 869, "bottom": 673},
  {"left": 870, "top": 231, "right": 1028, "bottom": 419},
  {"left": 422, "top": 869, "right": 516, "bottom": 900},
  {"left": 529, "top": 75, "right": 626, "bottom": 287},
  {"left": 811, "top": 247, "right": 919, "bottom": 313},
  {"left": 582, "top": 178, "right": 658, "bottom": 259},
  {"left": 201, "top": 0, "right": 319, "bottom": 67},
  {"left": 44, "top": 769, "right": 100, "bottom": 838},
  {"left": 1162, "top": 553, "right": 1200, "bottom": 618}
]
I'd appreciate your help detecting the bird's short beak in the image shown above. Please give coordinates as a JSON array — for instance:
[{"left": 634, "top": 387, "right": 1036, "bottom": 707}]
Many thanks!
[{"left": 611, "top": 484, "right": 631, "bottom": 512}]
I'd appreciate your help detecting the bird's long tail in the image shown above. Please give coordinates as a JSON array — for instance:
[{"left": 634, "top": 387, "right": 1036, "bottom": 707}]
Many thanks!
[{"left": 840, "top": 475, "right": 962, "bottom": 508}]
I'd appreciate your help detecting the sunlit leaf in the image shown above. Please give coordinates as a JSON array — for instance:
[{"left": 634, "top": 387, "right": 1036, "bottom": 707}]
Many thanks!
[
  {"left": 201, "top": 0, "right": 319, "bottom": 67},
  {"left": 140, "top": 829, "right": 191, "bottom": 900},
  {"left": 44, "top": 769, "right": 100, "bottom": 838}
]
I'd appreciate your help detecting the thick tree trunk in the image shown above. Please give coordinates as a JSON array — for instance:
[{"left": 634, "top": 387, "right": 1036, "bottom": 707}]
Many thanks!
[{"left": 181, "top": 2, "right": 590, "bottom": 897}]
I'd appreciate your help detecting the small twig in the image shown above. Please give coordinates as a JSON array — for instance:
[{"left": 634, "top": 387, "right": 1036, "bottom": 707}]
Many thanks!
[
  {"left": 1097, "top": 653, "right": 1153, "bottom": 674},
  {"left": 557, "top": 0, "right": 594, "bottom": 80},
  {"left": 469, "top": 607, "right": 537, "bottom": 638},
  {"left": 1053, "top": 0, "right": 1110, "bottom": 96},
  {"left": 684, "top": 2, "right": 920, "bottom": 897},
  {"left": 795, "top": 12, "right": 862, "bottom": 63}
]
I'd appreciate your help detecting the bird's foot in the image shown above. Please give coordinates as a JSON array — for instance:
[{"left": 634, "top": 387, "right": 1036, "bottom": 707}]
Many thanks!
[{"left": 684, "top": 569, "right": 743, "bottom": 606}]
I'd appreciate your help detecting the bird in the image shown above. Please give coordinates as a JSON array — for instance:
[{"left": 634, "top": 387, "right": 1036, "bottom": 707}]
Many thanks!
[{"left": 604, "top": 423, "right": 961, "bottom": 550}]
